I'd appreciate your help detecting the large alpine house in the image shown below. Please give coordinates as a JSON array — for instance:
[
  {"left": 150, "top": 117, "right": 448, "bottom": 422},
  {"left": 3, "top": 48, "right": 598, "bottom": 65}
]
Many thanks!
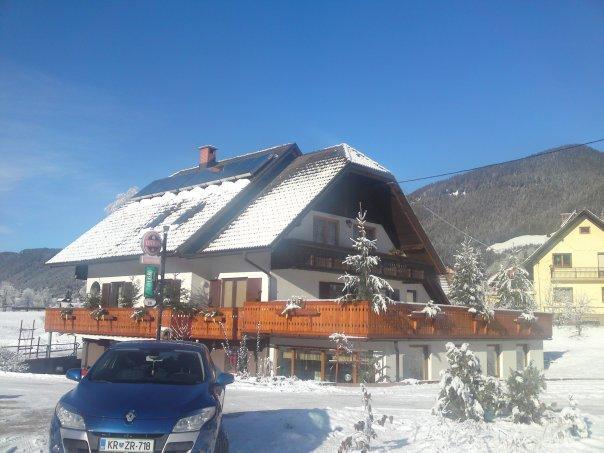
[{"left": 46, "top": 143, "right": 552, "bottom": 383}]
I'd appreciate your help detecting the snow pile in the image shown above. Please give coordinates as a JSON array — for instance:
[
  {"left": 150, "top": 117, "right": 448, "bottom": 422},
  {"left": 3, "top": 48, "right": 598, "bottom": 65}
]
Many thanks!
[
  {"left": 232, "top": 375, "right": 344, "bottom": 394},
  {"left": 544, "top": 326, "right": 604, "bottom": 379},
  {"left": 487, "top": 235, "right": 548, "bottom": 254}
]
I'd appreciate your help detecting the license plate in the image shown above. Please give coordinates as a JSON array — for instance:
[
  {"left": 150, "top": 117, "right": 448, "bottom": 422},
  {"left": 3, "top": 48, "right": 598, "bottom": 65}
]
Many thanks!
[{"left": 99, "top": 437, "right": 154, "bottom": 452}]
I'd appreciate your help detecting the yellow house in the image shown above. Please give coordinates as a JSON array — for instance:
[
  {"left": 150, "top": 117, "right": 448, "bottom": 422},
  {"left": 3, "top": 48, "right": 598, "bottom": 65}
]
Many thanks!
[{"left": 524, "top": 210, "right": 604, "bottom": 322}]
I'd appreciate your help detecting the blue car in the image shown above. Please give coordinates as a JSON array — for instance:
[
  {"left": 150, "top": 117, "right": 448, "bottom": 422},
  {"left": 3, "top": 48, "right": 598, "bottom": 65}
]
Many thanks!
[{"left": 49, "top": 340, "right": 234, "bottom": 453}]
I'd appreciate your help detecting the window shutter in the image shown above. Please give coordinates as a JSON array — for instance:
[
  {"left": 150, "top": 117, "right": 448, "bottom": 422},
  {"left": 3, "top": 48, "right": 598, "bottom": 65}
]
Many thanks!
[
  {"left": 101, "top": 283, "right": 111, "bottom": 307},
  {"left": 209, "top": 280, "right": 222, "bottom": 307},
  {"left": 246, "top": 278, "right": 262, "bottom": 302}
]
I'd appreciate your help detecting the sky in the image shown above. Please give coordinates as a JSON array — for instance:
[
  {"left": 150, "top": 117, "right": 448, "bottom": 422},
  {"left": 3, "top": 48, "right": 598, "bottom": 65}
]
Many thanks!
[{"left": 0, "top": 1, "right": 603, "bottom": 252}]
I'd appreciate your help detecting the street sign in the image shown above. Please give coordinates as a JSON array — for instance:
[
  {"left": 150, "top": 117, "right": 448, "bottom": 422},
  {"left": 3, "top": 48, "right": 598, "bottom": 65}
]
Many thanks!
[
  {"left": 141, "top": 231, "right": 162, "bottom": 256},
  {"left": 143, "top": 265, "right": 158, "bottom": 298},
  {"left": 140, "top": 254, "right": 161, "bottom": 265},
  {"left": 144, "top": 298, "right": 157, "bottom": 308}
]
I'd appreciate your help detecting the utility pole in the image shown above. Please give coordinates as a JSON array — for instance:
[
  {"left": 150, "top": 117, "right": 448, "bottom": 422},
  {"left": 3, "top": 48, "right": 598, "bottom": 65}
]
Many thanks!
[{"left": 155, "top": 225, "right": 169, "bottom": 341}]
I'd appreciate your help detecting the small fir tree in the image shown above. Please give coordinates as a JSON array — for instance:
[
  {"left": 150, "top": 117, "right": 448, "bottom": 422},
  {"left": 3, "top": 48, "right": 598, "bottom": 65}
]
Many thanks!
[
  {"left": 340, "top": 207, "right": 394, "bottom": 313},
  {"left": 491, "top": 256, "right": 535, "bottom": 313},
  {"left": 449, "top": 240, "right": 486, "bottom": 311},
  {"left": 506, "top": 362, "right": 546, "bottom": 424},
  {"left": 433, "top": 342, "right": 485, "bottom": 421}
]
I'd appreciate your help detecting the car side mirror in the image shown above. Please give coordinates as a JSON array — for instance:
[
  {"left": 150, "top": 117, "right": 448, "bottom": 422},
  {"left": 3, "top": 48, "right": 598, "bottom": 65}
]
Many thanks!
[
  {"left": 215, "top": 372, "right": 234, "bottom": 386},
  {"left": 66, "top": 368, "right": 82, "bottom": 382}
]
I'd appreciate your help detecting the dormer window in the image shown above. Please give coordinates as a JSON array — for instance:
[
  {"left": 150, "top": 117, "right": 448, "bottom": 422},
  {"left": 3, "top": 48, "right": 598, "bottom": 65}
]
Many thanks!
[{"left": 313, "top": 216, "right": 338, "bottom": 246}]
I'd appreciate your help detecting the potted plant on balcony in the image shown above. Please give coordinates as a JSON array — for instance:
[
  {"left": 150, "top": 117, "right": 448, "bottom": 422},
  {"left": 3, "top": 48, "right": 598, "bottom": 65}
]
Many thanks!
[
  {"left": 89, "top": 305, "right": 112, "bottom": 321},
  {"left": 408, "top": 301, "right": 442, "bottom": 333},
  {"left": 59, "top": 306, "right": 76, "bottom": 321},
  {"left": 514, "top": 311, "right": 538, "bottom": 334},
  {"left": 130, "top": 306, "right": 154, "bottom": 322},
  {"left": 280, "top": 296, "right": 303, "bottom": 319},
  {"left": 202, "top": 309, "right": 225, "bottom": 323}
]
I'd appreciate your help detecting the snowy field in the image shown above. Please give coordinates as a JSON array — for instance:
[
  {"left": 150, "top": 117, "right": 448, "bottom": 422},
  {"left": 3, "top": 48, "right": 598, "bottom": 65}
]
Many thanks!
[{"left": 0, "top": 316, "right": 603, "bottom": 452}]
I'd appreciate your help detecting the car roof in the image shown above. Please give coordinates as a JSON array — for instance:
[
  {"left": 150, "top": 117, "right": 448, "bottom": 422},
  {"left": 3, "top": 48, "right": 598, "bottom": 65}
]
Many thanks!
[{"left": 110, "top": 340, "right": 208, "bottom": 353}]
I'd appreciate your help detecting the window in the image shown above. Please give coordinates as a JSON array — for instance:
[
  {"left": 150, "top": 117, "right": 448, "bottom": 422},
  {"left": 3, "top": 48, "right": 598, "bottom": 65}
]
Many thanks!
[
  {"left": 406, "top": 289, "right": 418, "bottom": 303},
  {"left": 404, "top": 346, "right": 429, "bottom": 380},
  {"left": 353, "top": 224, "right": 376, "bottom": 241},
  {"left": 553, "top": 287, "right": 573, "bottom": 304},
  {"left": 389, "top": 289, "right": 401, "bottom": 302},
  {"left": 579, "top": 226, "right": 590, "bottom": 234},
  {"left": 313, "top": 216, "right": 339, "bottom": 246},
  {"left": 319, "top": 282, "right": 345, "bottom": 299},
  {"left": 552, "top": 253, "right": 572, "bottom": 268},
  {"left": 601, "top": 287, "right": 604, "bottom": 303},
  {"left": 516, "top": 344, "right": 529, "bottom": 370},
  {"left": 486, "top": 345, "right": 501, "bottom": 377}
]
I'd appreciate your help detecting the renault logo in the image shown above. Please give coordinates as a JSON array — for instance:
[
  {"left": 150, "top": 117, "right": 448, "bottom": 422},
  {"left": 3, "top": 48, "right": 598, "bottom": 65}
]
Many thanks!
[{"left": 125, "top": 410, "right": 136, "bottom": 423}]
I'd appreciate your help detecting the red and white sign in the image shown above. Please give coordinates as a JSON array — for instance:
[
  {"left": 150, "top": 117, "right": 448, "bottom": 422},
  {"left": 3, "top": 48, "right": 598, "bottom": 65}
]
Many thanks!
[{"left": 141, "top": 231, "right": 162, "bottom": 256}]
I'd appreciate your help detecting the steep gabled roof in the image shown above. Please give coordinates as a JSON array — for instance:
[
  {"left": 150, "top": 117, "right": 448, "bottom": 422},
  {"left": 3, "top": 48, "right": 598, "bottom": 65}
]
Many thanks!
[
  {"left": 523, "top": 209, "right": 604, "bottom": 268},
  {"left": 201, "top": 144, "right": 395, "bottom": 253},
  {"left": 47, "top": 144, "right": 300, "bottom": 265}
]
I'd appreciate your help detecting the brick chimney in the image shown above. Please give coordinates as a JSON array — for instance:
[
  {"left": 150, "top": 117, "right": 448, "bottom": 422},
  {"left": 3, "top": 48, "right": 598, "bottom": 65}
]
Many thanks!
[{"left": 199, "top": 145, "right": 217, "bottom": 167}]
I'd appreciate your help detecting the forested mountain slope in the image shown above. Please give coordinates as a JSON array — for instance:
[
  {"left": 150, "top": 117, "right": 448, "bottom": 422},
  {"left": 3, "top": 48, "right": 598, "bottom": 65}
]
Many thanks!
[{"left": 409, "top": 145, "right": 604, "bottom": 265}]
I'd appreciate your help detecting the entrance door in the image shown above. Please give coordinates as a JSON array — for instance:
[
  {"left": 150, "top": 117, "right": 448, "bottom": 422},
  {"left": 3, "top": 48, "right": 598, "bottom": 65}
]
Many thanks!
[{"left": 222, "top": 278, "right": 247, "bottom": 308}]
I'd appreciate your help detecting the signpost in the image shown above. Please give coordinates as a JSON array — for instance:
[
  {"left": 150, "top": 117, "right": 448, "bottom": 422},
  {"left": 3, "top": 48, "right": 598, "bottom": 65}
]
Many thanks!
[{"left": 140, "top": 228, "right": 169, "bottom": 341}]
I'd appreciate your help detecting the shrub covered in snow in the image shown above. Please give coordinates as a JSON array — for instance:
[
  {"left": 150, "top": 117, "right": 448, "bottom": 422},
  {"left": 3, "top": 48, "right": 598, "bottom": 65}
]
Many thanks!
[
  {"left": 556, "top": 395, "right": 590, "bottom": 439},
  {"left": 339, "top": 207, "right": 394, "bottom": 313},
  {"left": 506, "top": 363, "right": 546, "bottom": 424},
  {"left": 433, "top": 342, "right": 485, "bottom": 421},
  {"left": 477, "top": 376, "right": 507, "bottom": 421},
  {"left": 0, "top": 347, "right": 29, "bottom": 372}
]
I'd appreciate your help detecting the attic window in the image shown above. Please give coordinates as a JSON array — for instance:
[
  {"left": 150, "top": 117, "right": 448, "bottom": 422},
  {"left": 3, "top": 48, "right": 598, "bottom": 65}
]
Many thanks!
[
  {"left": 579, "top": 226, "right": 590, "bottom": 234},
  {"left": 174, "top": 202, "right": 206, "bottom": 226}
]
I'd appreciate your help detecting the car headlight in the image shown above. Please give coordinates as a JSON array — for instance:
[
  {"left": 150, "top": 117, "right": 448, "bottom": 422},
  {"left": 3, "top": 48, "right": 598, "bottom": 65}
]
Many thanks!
[
  {"left": 56, "top": 403, "right": 86, "bottom": 430},
  {"left": 173, "top": 407, "right": 216, "bottom": 432}
]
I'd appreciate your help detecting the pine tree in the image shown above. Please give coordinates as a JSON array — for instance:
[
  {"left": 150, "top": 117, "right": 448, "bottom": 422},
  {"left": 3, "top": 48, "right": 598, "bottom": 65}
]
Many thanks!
[
  {"left": 506, "top": 362, "right": 546, "bottom": 424},
  {"left": 449, "top": 239, "right": 486, "bottom": 311},
  {"left": 433, "top": 342, "right": 485, "bottom": 421},
  {"left": 491, "top": 256, "right": 535, "bottom": 312},
  {"left": 340, "top": 207, "right": 394, "bottom": 313}
]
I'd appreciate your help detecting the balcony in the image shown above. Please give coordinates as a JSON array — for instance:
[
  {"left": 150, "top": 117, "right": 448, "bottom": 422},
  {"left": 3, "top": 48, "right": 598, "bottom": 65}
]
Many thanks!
[
  {"left": 551, "top": 267, "right": 604, "bottom": 282},
  {"left": 271, "top": 239, "right": 429, "bottom": 282},
  {"left": 45, "top": 301, "right": 552, "bottom": 342}
]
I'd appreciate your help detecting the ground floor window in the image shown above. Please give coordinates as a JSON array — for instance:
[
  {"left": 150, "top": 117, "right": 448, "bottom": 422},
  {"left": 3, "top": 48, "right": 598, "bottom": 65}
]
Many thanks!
[
  {"left": 486, "top": 345, "right": 501, "bottom": 377},
  {"left": 319, "top": 282, "right": 345, "bottom": 299},
  {"left": 403, "top": 346, "right": 429, "bottom": 380},
  {"left": 294, "top": 350, "right": 323, "bottom": 381},
  {"left": 553, "top": 287, "right": 573, "bottom": 304},
  {"left": 516, "top": 344, "right": 529, "bottom": 370}
]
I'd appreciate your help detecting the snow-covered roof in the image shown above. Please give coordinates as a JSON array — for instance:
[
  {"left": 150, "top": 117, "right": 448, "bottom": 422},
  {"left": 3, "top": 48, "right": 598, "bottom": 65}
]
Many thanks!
[
  {"left": 203, "top": 144, "right": 394, "bottom": 253},
  {"left": 48, "top": 179, "right": 249, "bottom": 264},
  {"left": 487, "top": 235, "right": 548, "bottom": 254},
  {"left": 49, "top": 142, "right": 396, "bottom": 264}
]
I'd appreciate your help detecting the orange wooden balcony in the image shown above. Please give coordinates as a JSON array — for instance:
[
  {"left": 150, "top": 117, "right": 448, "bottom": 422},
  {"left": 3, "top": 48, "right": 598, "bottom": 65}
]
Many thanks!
[{"left": 46, "top": 302, "right": 552, "bottom": 342}]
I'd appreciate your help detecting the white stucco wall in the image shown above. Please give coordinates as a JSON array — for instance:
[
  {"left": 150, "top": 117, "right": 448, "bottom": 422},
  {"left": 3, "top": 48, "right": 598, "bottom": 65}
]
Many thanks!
[
  {"left": 286, "top": 209, "right": 397, "bottom": 254},
  {"left": 271, "top": 268, "right": 430, "bottom": 302}
]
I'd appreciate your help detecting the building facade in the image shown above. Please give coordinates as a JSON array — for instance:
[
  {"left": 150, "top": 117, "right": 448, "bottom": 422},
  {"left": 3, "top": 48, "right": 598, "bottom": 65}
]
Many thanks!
[
  {"left": 525, "top": 210, "right": 604, "bottom": 323},
  {"left": 46, "top": 142, "right": 551, "bottom": 382}
]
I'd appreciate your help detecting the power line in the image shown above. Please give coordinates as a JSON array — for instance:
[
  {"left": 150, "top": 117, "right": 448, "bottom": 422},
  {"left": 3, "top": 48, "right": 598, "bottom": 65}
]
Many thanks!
[
  {"left": 397, "top": 138, "right": 604, "bottom": 184},
  {"left": 411, "top": 201, "right": 489, "bottom": 248}
]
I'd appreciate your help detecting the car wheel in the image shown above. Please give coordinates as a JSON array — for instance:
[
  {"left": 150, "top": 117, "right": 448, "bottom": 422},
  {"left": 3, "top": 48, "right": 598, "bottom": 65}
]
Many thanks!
[{"left": 214, "top": 426, "right": 229, "bottom": 453}]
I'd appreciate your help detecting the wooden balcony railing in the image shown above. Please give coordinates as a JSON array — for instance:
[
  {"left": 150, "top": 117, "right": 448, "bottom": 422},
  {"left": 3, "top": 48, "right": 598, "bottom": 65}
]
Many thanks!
[
  {"left": 551, "top": 267, "right": 604, "bottom": 281},
  {"left": 46, "top": 302, "right": 552, "bottom": 342},
  {"left": 271, "top": 239, "right": 429, "bottom": 282}
]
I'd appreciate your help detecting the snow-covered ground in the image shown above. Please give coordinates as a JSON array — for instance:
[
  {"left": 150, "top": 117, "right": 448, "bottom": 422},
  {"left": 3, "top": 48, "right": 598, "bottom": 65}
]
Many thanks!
[
  {"left": 0, "top": 322, "right": 602, "bottom": 452},
  {"left": 0, "top": 311, "right": 45, "bottom": 347},
  {"left": 487, "top": 235, "right": 548, "bottom": 254}
]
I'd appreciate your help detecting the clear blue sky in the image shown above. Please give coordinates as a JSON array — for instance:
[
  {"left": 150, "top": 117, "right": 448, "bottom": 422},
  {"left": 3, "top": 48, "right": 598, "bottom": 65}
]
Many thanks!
[{"left": 1, "top": 1, "right": 603, "bottom": 252}]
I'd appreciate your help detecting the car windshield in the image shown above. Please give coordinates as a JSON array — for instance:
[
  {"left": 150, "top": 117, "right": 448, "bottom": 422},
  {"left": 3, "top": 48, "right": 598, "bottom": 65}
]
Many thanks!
[{"left": 88, "top": 349, "right": 205, "bottom": 385}]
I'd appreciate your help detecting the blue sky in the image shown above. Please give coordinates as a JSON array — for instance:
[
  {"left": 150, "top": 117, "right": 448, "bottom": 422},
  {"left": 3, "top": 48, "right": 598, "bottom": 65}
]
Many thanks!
[{"left": 1, "top": 1, "right": 603, "bottom": 252}]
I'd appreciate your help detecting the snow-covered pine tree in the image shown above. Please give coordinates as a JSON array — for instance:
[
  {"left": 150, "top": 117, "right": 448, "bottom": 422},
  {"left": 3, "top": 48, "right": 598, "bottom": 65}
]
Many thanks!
[
  {"left": 340, "top": 207, "right": 393, "bottom": 313},
  {"left": 433, "top": 342, "right": 485, "bottom": 421},
  {"left": 506, "top": 362, "right": 546, "bottom": 424},
  {"left": 491, "top": 256, "right": 535, "bottom": 313},
  {"left": 449, "top": 239, "right": 486, "bottom": 311}
]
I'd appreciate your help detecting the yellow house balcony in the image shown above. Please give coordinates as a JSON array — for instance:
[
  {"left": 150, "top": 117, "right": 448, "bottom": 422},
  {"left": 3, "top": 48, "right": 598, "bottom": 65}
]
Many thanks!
[{"left": 551, "top": 267, "right": 604, "bottom": 282}]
